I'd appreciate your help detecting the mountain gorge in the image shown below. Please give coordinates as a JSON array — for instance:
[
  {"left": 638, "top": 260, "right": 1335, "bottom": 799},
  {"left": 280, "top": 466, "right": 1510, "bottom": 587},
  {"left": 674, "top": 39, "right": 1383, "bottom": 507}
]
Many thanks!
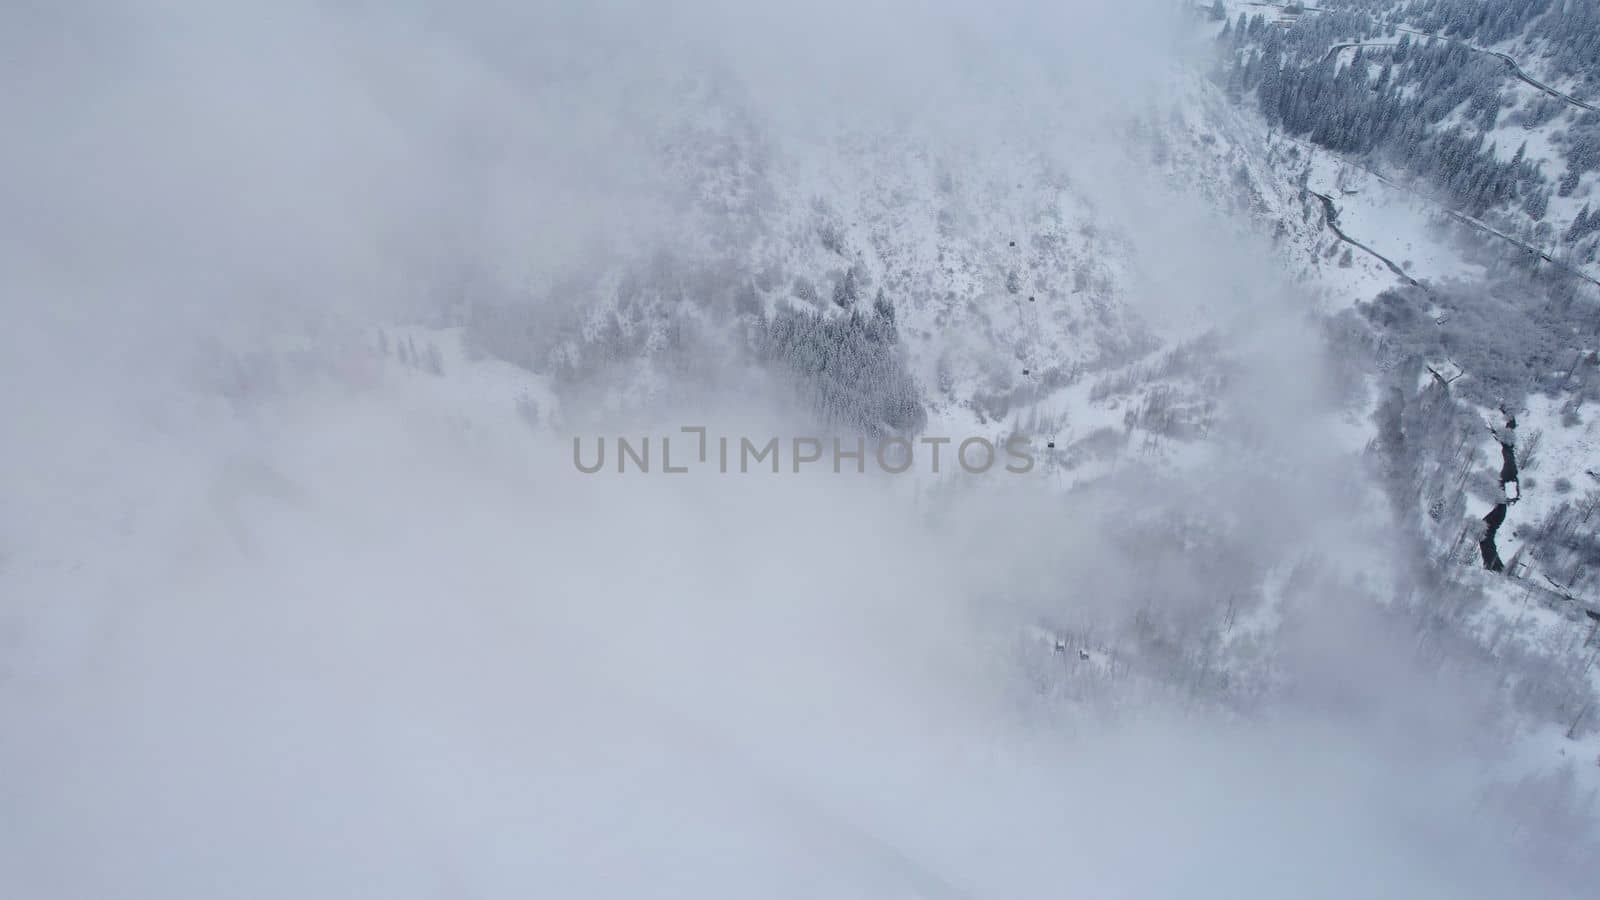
[{"left": 5, "top": 1, "right": 1600, "bottom": 896}]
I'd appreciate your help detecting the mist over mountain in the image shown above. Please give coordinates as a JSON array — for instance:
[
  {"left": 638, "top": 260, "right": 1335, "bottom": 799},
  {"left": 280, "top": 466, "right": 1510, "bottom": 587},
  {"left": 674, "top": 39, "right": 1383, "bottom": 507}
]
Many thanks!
[{"left": 5, "top": 2, "right": 1600, "bottom": 897}]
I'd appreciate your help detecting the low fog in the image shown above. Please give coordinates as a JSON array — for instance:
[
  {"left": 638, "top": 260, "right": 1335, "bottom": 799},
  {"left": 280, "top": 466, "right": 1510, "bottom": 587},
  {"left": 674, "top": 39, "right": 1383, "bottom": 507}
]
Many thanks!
[{"left": 1, "top": 2, "right": 1589, "bottom": 897}]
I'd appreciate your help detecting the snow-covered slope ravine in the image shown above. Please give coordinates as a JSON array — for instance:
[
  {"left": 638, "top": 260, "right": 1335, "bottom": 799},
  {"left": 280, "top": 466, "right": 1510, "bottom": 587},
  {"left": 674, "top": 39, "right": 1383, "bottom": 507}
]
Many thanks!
[
  {"left": 457, "top": 50, "right": 1600, "bottom": 751},
  {"left": 14, "top": 2, "right": 1600, "bottom": 895},
  {"left": 1306, "top": 187, "right": 1424, "bottom": 288},
  {"left": 405, "top": 46, "right": 1600, "bottom": 891}
]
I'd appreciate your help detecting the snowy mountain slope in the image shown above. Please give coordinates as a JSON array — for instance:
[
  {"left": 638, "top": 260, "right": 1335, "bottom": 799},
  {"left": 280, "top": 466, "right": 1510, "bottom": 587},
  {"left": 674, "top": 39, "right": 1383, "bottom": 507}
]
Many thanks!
[
  {"left": 460, "top": 55, "right": 1389, "bottom": 465},
  {"left": 413, "top": 56, "right": 1422, "bottom": 730},
  {"left": 463, "top": 77, "right": 1159, "bottom": 432},
  {"left": 136, "top": 16, "right": 1598, "bottom": 818},
  {"left": 11, "top": 1, "right": 1600, "bottom": 895}
]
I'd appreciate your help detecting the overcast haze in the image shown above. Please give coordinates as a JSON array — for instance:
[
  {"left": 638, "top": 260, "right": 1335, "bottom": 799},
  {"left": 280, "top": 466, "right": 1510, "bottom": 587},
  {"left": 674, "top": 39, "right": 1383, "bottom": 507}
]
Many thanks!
[{"left": 3, "top": 2, "right": 1597, "bottom": 897}]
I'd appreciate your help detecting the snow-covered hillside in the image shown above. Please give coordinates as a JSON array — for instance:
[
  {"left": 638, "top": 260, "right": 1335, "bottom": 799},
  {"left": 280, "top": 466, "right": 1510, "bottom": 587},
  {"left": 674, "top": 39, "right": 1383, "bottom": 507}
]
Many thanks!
[{"left": 8, "top": 1, "right": 1600, "bottom": 897}]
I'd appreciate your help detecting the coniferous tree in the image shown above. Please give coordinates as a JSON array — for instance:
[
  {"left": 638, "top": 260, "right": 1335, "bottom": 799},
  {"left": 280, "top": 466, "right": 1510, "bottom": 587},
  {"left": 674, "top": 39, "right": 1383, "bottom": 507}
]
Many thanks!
[
  {"left": 832, "top": 267, "right": 859, "bottom": 308},
  {"left": 1567, "top": 206, "right": 1594, "bottom": 243}
]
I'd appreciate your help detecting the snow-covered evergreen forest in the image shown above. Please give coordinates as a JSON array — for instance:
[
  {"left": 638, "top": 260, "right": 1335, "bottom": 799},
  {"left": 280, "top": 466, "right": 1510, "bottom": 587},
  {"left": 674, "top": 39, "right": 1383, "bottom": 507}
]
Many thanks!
[{"left": 1214, "top": 0, "right": 1600, "bottom": 265}]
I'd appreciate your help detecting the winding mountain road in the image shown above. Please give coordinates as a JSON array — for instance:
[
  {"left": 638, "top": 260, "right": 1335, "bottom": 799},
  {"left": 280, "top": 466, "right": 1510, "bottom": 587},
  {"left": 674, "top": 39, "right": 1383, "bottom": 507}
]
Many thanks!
[
  {"left": 1396, "top": 27, "right": 1597, "bottom": 113},
  {"left": 1325, "top": 29, "right": 1596, "bottom": 113},
  {"left": 1321, "top": 41, "right": 1399, "bottom": 64}
]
